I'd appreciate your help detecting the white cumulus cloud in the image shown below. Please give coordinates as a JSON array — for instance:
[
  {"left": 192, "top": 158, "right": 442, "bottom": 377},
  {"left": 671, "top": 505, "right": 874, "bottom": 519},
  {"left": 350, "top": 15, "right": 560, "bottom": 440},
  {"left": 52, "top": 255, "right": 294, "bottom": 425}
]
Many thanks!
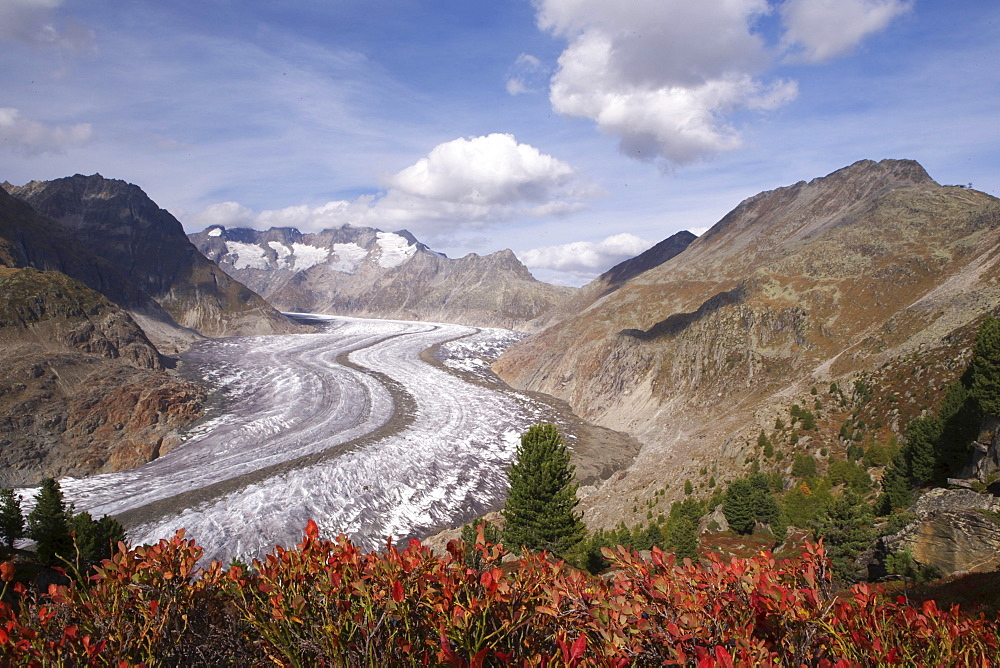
[
  {"left": 189, "top": 134, "right": 597, "bottom": 239},
  {"left": 780, "top": 0, "right": 913, "bottom": 62},
  {"left": 0, "top": 107, "right": 92, "bottom": 155},
  {"left": 388, "top": 133, "right": 577, "bottom": 205},
  {"left": 532, "top": 0, "right": 908, "bottom": 168},
  {"left": 520, "top": 233, "right": 655, "bottom": 278},
  {"left": 535, "top": 0, "right": 795, "bottom": 167},
  {"left": 189, "top": 201, "right": 256, "bottom": 229}
]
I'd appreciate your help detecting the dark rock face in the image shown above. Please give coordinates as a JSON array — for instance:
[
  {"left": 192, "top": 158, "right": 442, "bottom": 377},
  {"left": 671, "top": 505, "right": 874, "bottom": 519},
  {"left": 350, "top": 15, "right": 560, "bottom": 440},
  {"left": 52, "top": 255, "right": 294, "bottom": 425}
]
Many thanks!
[
  {"left": 0, "top": 267, "right": 204, "bottom": 486},
  {"left": 189, "top": 225, "right": 576, "bottom": 331},
  {"left": 4, "top": 175, "right": 299, "bottom": 338},
  {"left": 0, "top": 186, "right": 166, "bottom": 316},
  {"left": 0, "top": 267, "right": 163, "bottom": 370},
  {"left": 598, "top": 230, "right": 696, "bottom": 292}
]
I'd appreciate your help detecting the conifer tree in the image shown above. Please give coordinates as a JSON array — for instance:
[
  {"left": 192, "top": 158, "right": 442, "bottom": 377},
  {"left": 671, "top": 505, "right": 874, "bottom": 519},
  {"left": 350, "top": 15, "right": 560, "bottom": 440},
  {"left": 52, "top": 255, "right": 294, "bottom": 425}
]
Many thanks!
[
  {"left": 903, "top": 416, "right": 942, "bottom": 485},
  {"left": 722, "top": 478, "right": 755, "bottom": 534},
  {"left": 502, "top": 424, "right": 586, "bottom": 556},
  {"left": 67, "top": 511, "right": 125, "bottom": 563},
  {"left": 970, "top": 316, "right": 1000, "bottom": 417},
  {"left": 937, "top": 381, "right": 978, "bottom": 476},
  {"left": 634, "top": 522, "right": 664, "bottom": 552},
  {"left": 666, "top": 516, "right": 698, "bottom": 561},
  {"left": 877, "top": 451, "right": 912, "bottom": 515},
  {"left": 27, "top": 477, "right": 73, "bottom": 565},
  {"left": 0, "top": 488, "right": 24, "bottom": 550},
  {"left": 813, "top": 489, "right": 875, "bottom": 583}
]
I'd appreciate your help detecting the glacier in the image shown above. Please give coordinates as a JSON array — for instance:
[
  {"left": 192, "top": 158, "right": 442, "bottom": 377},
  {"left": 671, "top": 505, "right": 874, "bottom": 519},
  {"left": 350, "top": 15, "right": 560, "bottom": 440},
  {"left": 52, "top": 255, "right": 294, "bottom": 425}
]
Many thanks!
[{"left": 37, "top": 316, "right": 555, "bottom": 564}]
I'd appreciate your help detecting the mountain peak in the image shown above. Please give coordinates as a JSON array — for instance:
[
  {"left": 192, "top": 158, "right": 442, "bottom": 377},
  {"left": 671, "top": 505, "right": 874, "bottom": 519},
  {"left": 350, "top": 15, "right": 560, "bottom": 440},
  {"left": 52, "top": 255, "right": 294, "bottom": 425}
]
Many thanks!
[
  {"left": 6, "top": 175, "right": 297, "bottom": 338},
  {"left": 694, "top": 158, "right": 940, "bottom": 257},
  {"left": 190, "top": 225, "right": 574, "bottom": 330}
]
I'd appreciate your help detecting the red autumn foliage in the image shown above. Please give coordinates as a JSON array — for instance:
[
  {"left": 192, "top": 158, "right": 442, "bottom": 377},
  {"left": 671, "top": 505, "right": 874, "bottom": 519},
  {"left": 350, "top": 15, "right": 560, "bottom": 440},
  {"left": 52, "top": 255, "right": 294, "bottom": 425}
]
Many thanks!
[{"left": 1, "top": 525, "right": 997, "bottom": 665}]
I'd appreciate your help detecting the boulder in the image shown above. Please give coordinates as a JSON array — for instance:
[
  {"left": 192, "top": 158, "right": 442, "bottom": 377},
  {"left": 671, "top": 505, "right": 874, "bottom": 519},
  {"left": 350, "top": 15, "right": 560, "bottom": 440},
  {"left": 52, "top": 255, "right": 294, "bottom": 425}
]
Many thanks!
[{"left": 877, "top": 488, "right": 1000, "bottom": 577}]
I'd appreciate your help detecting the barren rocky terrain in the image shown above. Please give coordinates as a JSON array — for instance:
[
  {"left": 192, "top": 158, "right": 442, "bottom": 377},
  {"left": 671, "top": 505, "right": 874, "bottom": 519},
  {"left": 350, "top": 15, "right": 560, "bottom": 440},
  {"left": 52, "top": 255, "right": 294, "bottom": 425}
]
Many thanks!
[{"left": 495, "top": 159, "right": 1000, "bottom": 528}]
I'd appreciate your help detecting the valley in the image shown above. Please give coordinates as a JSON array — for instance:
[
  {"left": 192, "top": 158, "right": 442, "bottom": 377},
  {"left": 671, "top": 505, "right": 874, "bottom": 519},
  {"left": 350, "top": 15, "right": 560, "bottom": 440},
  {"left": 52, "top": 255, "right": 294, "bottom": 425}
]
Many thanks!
[{"left": 14, "top": 316, "right": 629, "bottom": 564}]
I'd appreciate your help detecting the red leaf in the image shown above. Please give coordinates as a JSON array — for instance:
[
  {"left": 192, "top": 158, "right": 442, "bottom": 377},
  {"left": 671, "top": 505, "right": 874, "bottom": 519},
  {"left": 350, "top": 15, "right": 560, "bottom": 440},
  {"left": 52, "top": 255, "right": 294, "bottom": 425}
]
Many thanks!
[
  {"left": 304, "top": 520, "right": 320, "bottom": 539},
  {"left": 392, "top": 580, "right": 404, "bottom": 603},
  {"left": 0, "top": 561, "right": 14, "bottom": 583},
  {"left": 471, "top": 648, "right": 489, "bottom": 668},
  {"left": 714, "top": 645, "right": 735, "bottom": 668},
  {"left": 570, "top": 633, "right": 587, "bottom": 660}
]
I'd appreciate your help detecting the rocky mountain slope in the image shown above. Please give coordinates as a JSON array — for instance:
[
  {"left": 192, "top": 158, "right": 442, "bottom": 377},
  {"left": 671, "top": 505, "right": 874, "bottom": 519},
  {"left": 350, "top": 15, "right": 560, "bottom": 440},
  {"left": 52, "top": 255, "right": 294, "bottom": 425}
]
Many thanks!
[
  {"left": 189, "top": 226, "right": 575, "bottom": 331},
  {"left": 494, "top": 159, "right": 1000, "bottom": 527},
  {"left": 0, "top": 267, "right": 204, "bottom": 486},
  {"left": 3, "top": 175, "right": 299, "bottom": 343}
]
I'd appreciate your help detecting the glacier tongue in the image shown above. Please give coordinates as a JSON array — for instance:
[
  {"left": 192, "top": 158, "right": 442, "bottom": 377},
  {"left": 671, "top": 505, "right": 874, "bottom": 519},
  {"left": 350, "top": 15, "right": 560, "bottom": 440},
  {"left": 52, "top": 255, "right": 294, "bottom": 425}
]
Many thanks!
[{"left": 46, "top": 316, "right": 551, "bottom": 564}]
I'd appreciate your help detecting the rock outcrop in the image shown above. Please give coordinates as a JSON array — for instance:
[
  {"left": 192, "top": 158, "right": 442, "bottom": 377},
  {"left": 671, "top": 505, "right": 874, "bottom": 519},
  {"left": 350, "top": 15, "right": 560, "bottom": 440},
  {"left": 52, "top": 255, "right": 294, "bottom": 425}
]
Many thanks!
[
  {"left": 494, "top": 159, "right": 1000, "bottom": 528},
  {"left": 876, "top": 489, "right": 1000, "bottom": 576},
  {"left": 0, "top": 267, "right": 204, "bottom": 486},
  {"left": 189, "top": 226, "right": 575, "bottom": 331}
]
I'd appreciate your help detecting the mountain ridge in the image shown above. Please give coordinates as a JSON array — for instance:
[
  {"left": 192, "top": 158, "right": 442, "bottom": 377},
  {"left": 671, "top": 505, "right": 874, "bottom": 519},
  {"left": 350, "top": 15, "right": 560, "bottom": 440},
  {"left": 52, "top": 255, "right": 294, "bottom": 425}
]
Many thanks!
[
  {"left": 190, "top": 224, "right": 576, "bottom": 331},
  {"left": 493, "top": 158, "right": 1000, "bottom": 528},
  {"left": 4, "top": 174, "right": 301, "bottom": 343}
]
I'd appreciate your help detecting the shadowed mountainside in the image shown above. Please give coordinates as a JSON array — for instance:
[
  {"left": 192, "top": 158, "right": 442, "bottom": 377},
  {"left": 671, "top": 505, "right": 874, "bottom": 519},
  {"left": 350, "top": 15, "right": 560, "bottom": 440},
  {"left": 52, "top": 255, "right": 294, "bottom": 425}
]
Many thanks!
[{"left": 4, "top": 175, "right": 300, "bottom": 343}]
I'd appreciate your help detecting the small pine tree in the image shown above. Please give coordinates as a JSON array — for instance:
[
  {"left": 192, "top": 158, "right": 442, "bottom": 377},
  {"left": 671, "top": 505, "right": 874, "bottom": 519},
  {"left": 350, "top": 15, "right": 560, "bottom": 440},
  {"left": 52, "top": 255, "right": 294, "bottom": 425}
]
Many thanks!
[
  {"left": 970, "top": 316, "right": 1000, "bottom": 417},
  {"left": 26, "top": 478, "right": 73, "bottom": 565},
  {"left": 791, "top": 454, "right": 817, "bottom": 478},
  {"left": 0, "top": 488, "right": 24, "bottom": 550},
  {"left": 814, "top": 489, "right": 875, "bottom": 583},
  {"left": 632, "top": 522, "right": 664, "bottom": 552},
  {"left": 502, "top": 424, "right": 586, "bottom": 556},
  {"left": 937, "top": 381, "right": 979, "bottom": 476},
  {"left": 863, "top": 442, "right": 889, "bottom": 467},
  {"left": 666, "top": 516, "right": 698, "bottom": 561},
  {"left": 683, "top": 479, "right": 694, "bottom": 495},
  {"left": 877, "top": 451, "right": 912, "bottom": 515},
  {"left": 722, "top": 478, "right": 755, "bottom": 534},
  {"left": 95, "top": 515, "right": 126, "bottom": 559},
  {"left": 67, "top": 512, "right": 125, "bottom": 563},
  {"left": 903, "top": 416, "right": 942, "bottom": 485}
]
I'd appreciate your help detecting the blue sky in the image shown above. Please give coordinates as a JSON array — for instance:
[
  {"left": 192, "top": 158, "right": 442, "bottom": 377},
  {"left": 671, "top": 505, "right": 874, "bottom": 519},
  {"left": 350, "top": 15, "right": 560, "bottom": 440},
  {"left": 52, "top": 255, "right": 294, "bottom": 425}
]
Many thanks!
[{"left": 1, "top": 0, "right": 997, "bottom": 285}]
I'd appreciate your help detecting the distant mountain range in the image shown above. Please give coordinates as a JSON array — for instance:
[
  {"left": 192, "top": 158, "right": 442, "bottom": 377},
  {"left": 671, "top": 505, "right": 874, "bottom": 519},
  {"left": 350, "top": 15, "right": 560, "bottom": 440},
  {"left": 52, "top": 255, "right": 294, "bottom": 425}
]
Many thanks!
[
  {"left": 189, "top": 225, "right": 575, "bottom": 331},
  {"left": 8, "top": 156, "right": 1000, "bottom": 558}
]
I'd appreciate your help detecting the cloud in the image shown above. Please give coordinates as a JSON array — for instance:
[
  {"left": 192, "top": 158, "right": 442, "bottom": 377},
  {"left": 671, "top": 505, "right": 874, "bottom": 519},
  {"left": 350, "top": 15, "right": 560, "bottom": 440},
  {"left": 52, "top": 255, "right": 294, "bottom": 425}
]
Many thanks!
[
  {"left": 189, "top": 201, "right": 256, "bottom": 229},
  {"left": 387, "top": 133, "right": 577, "bottom": 205},
  {"left": 532, "top": 0, "right": 908, "bottom": 168},
  {"left": 506, "top": 53, "right": 548, "bottom": 96},
  {"left": 781, "top": 0, "right": 913, "bottom": 62},
  {"left": 189, "top": 134, "right": 597, "bottom": 238},
  {"left": 0, "top": 107, "right": 92, "bottom": 155},
  {"left": 0, "top": 0, "right": 94, "bottom": 50},
  {"left": 520, "top": 233, "right": 655, "bottom": 278},
  {"left": 535, "top": 0, "right": 795, "bottom": 167}
]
